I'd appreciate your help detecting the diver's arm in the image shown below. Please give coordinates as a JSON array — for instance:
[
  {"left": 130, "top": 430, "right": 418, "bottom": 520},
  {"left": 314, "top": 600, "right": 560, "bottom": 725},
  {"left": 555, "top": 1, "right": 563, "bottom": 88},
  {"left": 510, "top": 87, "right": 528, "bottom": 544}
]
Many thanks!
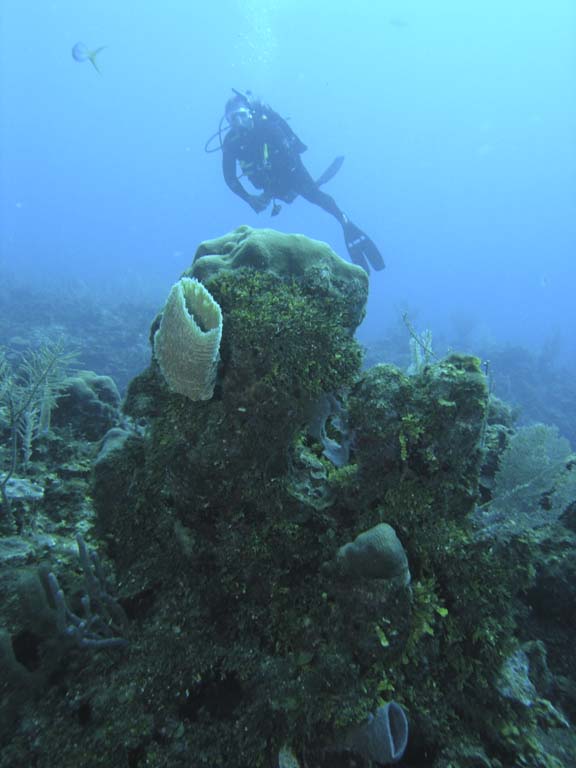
[{"left": 222, "top": 145, "right": 265, "bottom": 211}]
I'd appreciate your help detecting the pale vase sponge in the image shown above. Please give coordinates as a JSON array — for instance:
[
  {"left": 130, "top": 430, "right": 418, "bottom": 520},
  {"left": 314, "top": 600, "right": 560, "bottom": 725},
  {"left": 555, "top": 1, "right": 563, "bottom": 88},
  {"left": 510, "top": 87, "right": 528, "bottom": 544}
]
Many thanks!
[{"left": 153, "top": 277, "right": 223, "bottom": 401}]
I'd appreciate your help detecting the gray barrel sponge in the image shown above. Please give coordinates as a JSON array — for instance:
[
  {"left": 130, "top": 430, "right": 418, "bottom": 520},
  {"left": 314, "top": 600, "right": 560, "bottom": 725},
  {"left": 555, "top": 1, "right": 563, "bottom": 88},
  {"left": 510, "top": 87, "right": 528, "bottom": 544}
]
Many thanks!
[
  {"left": 154, "top": 277, "right": 223, "bottom": 401},
  {"left": 339, "top": 701, "right": 409, "bottom": 764},
  {"left": 337, "top": 523, "right": 411, "bottom": 585}
]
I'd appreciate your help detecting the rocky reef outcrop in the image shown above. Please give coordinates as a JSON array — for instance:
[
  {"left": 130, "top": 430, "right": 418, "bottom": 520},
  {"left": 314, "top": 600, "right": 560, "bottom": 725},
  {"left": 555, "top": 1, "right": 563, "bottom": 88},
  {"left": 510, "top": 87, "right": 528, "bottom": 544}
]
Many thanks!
[{"left": 1, "top": 227, "right": 574, "bottom": 768}]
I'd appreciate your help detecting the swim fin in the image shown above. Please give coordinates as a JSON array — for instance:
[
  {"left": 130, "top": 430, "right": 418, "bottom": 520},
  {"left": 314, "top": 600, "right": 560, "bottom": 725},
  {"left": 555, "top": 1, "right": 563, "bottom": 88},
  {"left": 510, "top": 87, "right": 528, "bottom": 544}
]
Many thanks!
[
  {"left": 342, "top": 219, "right": 385, "bottom": 272},
  {"left": 316, "top": 156, "right": 345, "bottom": 187}
]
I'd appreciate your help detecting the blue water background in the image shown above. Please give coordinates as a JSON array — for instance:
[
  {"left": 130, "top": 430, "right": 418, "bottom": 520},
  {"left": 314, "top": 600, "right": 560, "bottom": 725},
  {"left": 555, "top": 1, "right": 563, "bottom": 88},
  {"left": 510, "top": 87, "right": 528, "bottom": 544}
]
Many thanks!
[{"left": 1, "top": 0, "right": 575, "bottom": 357}]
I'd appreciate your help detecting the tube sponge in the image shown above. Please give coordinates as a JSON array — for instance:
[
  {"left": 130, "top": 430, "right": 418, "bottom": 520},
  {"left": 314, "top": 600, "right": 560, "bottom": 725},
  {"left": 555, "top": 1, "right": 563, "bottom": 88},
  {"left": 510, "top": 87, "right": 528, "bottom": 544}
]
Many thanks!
[
  {"left": 153, "top": 277, "right": 223, "bottom": 401},
  {"left": 340, "top": 701, "right": 409, "bottom": 764}
]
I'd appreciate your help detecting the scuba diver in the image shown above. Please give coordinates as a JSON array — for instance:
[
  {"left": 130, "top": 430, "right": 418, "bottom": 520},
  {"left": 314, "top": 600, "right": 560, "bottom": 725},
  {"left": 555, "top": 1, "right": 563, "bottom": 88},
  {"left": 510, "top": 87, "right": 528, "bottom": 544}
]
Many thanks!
[{"left": 205, "top": 90, "right": 385, "bottom": 273}]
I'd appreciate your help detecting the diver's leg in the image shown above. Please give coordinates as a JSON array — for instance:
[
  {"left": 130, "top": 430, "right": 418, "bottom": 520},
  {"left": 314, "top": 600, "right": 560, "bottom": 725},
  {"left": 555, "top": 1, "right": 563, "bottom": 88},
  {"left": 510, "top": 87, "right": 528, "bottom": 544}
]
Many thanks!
[
  {"left": 294, "top": 166, "right": 347, "bottom": 224},
  {"left": 287, "top": 162, "right": 384, "bottom": 271},
  {"left": 301, "top": 187, "right": 347, "bottom": 224},
  {"left": 294, "top": 165, "right": 384, "bottom": 271}
]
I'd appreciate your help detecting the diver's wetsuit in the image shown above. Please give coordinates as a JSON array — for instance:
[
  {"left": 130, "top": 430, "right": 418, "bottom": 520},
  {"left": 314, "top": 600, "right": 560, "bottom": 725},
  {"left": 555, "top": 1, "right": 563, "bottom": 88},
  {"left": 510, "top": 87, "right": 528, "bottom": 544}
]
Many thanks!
[
  {"left": 221, "top": 100, "right": 385, "bottom": 272},
  {"left": 222, "top": 104, "right": 346, "bottom": 224}
]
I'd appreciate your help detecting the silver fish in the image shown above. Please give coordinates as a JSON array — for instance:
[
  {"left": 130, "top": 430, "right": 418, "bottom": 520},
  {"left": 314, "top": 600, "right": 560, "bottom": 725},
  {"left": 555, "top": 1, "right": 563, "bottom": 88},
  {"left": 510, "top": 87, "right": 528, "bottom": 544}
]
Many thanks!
[{"left": 72, "top": 42, "right": 106, "bottom": 74}]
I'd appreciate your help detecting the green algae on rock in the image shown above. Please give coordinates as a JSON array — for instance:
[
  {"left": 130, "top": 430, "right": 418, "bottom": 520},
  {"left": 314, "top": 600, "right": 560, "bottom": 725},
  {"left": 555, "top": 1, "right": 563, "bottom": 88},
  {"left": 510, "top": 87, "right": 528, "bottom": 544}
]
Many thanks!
[
  {"left": 188, "top": 225, "right": 368, "bottom": 332},
  {"left": 4, "top": 230, "right": 572, "bottom": 768},
  {"left": 87, "top": 247, "right": 555, "bottom": 766}
]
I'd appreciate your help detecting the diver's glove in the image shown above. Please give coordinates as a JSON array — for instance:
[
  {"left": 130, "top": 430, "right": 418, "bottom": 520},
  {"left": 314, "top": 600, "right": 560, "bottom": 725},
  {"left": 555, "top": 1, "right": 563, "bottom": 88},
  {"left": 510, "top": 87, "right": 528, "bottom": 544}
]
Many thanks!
[
  {"left": 248, "top": 194, "right": 269, "bottom": 214},
  {"left": 342, "top": 217, "right": 385, "bottom": 273}
]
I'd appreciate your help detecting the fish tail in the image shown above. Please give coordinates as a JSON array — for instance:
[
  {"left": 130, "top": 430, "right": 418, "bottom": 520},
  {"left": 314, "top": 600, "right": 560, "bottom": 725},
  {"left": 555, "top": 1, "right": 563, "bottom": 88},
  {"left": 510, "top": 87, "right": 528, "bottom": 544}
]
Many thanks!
[{"left": 88, "top": 46, "right": 106, "bottom": 74}]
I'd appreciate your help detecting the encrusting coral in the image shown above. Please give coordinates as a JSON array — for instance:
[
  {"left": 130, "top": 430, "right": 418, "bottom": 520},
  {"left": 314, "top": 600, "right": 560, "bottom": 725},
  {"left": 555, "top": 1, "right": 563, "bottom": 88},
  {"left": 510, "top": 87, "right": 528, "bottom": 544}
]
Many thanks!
[
  {"left": 2, "top": 229, "right": 574, "bottom": 768},
  {"left": 337, "top": 522, "right": 411, "bottom": 586},
  {"left": 87, "top": 232, "right": 572, "bottom": 767}
]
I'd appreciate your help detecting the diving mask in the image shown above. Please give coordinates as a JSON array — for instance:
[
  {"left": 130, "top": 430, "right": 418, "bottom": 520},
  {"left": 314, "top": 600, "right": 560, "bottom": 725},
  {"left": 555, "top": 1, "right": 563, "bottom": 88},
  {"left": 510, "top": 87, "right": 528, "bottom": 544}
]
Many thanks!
[{"left": 228, "top": 106, "right": 254, "bottom": 131}]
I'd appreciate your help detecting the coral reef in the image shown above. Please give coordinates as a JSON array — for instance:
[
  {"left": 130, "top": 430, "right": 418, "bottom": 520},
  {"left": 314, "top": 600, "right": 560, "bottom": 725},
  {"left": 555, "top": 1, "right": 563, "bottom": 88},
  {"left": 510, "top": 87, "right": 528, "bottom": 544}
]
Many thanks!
[
  {"left": 51, "top": 370, "right": 121, "bottom": 440},
  {"left": 0, "top": 339, "right": 76, "bottom": 521},
  {"left": 190, "top": 225, "right": 368, "bottom": 332},
  {"left": 0, "top": 229, "right": 575, "bottom": 768},
  {"left": 337, "top": 523, "right": 410, "bottom": 586}
]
